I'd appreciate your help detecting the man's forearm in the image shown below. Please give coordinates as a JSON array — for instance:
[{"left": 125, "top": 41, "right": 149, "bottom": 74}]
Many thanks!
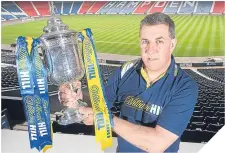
[{"left": 112, "top": 116, "right": 163, "bottom": 153}]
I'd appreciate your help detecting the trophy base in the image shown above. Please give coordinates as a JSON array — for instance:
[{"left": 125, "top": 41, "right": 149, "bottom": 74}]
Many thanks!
[{"left": 57, "top": 100, "right": 88, "bottom": 125}]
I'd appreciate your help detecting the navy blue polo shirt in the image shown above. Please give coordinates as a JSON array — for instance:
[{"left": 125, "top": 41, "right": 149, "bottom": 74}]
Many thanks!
[{"left": 105, "top": 56, "right": 198, "bottom": 153}]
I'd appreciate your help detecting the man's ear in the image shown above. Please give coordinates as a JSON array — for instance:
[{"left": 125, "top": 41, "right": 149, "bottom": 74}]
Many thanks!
[{"left": 170, "top": 38, "right": 177, "bottom": 53}]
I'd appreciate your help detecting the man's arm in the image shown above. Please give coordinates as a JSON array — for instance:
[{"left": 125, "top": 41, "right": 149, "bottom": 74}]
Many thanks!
[{"left": 113, "top": 116, "right": 178, "bottom": 153}]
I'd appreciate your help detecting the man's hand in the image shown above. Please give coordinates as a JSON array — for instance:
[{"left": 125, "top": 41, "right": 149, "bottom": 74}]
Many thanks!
[
  {"left": 58, "top": 81, "right": 83, "bottom": 108},
  {"left": 79, "top": 107, "right": 94, "bottom": 125}
]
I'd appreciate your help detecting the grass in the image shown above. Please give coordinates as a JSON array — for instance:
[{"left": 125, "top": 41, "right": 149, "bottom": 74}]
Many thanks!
[{"left": 1, "top": 15, "right": 225, "bottom": 57}]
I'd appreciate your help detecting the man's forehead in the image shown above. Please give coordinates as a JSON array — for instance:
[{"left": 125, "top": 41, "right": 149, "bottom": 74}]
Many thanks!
[{"left": 140, "top": 24, "right": 170, "bottom": 38}]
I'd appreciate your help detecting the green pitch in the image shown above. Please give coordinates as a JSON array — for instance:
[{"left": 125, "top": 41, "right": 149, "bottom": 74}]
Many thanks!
[{"left": 2, "top": 15, "right": 224, "bottom": 57}]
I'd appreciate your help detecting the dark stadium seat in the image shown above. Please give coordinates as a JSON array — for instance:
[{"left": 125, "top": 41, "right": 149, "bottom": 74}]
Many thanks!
[
  {"left": 219, "top": 117, "right": 225, "bottom": 125},
  {"left": 190, "top": 123, "right": 207, "bottom": 131},
  {"left": 1, "top": 109, "right": 13, "bottom": 130},
  {"left": 204, "top": 116, "right": 218, "bottom": 125},
  {"left": 192, "top": 111, "right": 201, "bottom": 116},
  {"left": 202, "top": 110, "right": 215, "bottom": 118},
  {"left": 215, "top": 111, "right": 225, "bottom": 118},
  {"left": 206, "top": 124, "right": 223, "bottom": 132},
  {"left": 190, "top": 116, "right": 204, "bottom": 124},
  {"left": 201, "top": 106, "right": 213, "bottom": 112},
  {"left": 214, "top": 107, "right": 225, "bottom": 112}
]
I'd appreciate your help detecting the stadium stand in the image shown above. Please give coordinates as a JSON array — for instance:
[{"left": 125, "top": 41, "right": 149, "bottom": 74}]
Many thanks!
[
  {"left": 149, "top": 1, "right": 168, "bottom": 14},
  {"left": 181, "top": 69, "right": 224, "bottom": 142},
  {"left": 164, "top": 1, "right": 182, "bottom": 14},
  {"left": 2, "top": 1, "right": 27, "bottom": 19},
  {"left": 78, "top": 1, "right": 94, "bottom": 14},
  {"left": 107, "top": 1, "right": 129, "bottom": 14},
  {"left": 195, "top": 1, "right": 213, "bottom": 14},
  {"left": 98, "top": 1, "right": 118, "bottom": 14},
  {"left": 70, "top": 1, "right": 83, "bottom": 14},
  {"left": 212, "top": 1, "right": 225, "bottom": 14},
  {"left": 119, "top": 1, "right": 140, "bottom": 14},
  {"left": 1, "top": 8, "right": 16, "bottom": 20},
  {"left": 15, "top": 1, "right": 38, "bottom": 17},
  {"left": 62, "top": 1, "right": 73, "bottom": 15},
  {"left": 198, "top": 68, "right": 225, "bottom": 83},
  {"left": 88, "top": 1, "right": 107, "bottom": 14},
  {"left": 133, "top": 1, "right": 154, "bottom": 14},
  {"left": 1, "top": 1, "right": 224, "bottom": 17},
  {"left": 54, "top": 1, "right": 62, "bottom": 15},
  {"left": 178, "top": 1, "right": 197, "bottom": 14},
  {"left": 32, "top": 1, "right": 50, "bottom": 16}
]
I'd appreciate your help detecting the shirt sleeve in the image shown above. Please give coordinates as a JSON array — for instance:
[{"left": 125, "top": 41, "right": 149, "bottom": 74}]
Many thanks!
[
  {"left": 104, "top": 67, "right": 121, "bottom": 109},
  {"left": 157, "top": 80, "right": 198, "bottom": 137}
]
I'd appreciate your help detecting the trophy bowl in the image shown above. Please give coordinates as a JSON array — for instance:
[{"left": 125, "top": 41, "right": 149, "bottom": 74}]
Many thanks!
[{"left": 39, "top": 15, "right": 87, "bottom": 125}]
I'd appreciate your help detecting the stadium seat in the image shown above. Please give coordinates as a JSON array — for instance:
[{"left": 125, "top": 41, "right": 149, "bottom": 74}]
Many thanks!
[
  {"left": 214, "top": 107, "right": 225, "bottom": 112},
  {"left": 119, "top": 1, "right": 140, "bottom": 14},
  {"left": 178, "top": 1, "right": 197, "bottom": 14},
  {"left": 88, "top": 1, "right": 107, "bottom": 14},
  {"left": 1, "top": 109, "right": 13, "bottom": 130},
  {"left": 164, "top": 1, "right": 182, "bottom": 14},
  {"left": 192, "top": 111, "right": 201, "bottom": 116},
  {"left": 181, "top": 129, "right": 204, "bottom": 142},
  {"left": 215, "top": 111, "right": 225, "bottom": 118},
  {"left": 98, "top": 1, "right": 117, "bottom": 14},
  {"left": 107, "top": 1, "right": 129, "bottom": 14},
  {"left": 202, "top": 110, "right": 215, "bottom": 117},
  {"left": 70, "top": 1, "right": 83, "bottom": 14},
  {"left": 149, "top": 1, "right": 168, "bottom": 13},
  {"left": 212, "top": 1, "right": 225, "bottom": 14},
  {"left": 190, "top": 122, "right": 207, "bottom": 131},
  {"left": 219, "top": 117, "right": 225, "bottom": 125},
  {"left": 15, "top": 1, "right": 38, "bottom": 17},
  {"left": 133, "top": 1, "right": 154, "bottom": 14},
  {"left": 32, "top": 1, "right": 50, "bottom": 16},
  {"left": 62, "top": 1, "right": 73, "bottom": 14},
  {"left": 190, "top": 116, "right": 204, "bottom": 124},
  {"left": 2, "top": 1, "right": 27, "bottom": 19},
  {"left": 78, "top": 1, "right": 94, "bottom": 14},
  {"left": 54, "top": 1, "right": 62, "bottom": 15},
  {"left": 195, "top": 1, "right": 213, "bottom": 14},
  {"left": 204, "top": 116, "right": 218, "bottom": 125},
  {"left": 206, "top": 124, "right": 223, "bottom": 132}
]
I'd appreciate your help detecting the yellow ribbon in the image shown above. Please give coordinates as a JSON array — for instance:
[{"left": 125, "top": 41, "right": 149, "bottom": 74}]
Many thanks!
[{"left": 81, "top": 29, "right": 113, "bottom": 150}]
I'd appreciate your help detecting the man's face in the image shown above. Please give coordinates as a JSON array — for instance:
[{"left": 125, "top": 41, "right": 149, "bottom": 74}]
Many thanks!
[{"left": 140, "top": 24, "right": 176, "bottom": 72}]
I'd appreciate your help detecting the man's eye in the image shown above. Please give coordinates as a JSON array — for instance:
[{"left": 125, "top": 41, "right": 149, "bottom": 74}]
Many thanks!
[
  {"left": 156, "top": 40, "right": 164, "bottom": 44},
  {"left": 142, "top": 40, "right": 148, "bottom": 44}
]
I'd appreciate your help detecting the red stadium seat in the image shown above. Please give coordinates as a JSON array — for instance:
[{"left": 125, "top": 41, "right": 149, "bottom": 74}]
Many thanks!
[
  {"left": 78, "top": 2, "right": 94, "bottom": 14},
  {"left": 32, "top": 1, "right": 50, "bottom": 16},
  {"left": 88, "top": 1, "right": 107, "bottom": 14},
  {"left": 212, "top": 1, "right": 225, "bottom": 14},
  {"left": 16, "top": 1, "right": 38, "bottom": 17}
]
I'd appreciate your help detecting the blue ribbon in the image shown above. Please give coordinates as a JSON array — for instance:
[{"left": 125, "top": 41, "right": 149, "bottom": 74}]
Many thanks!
[{"left": 16, "top": 36, "right": 52, "bottom": 152}]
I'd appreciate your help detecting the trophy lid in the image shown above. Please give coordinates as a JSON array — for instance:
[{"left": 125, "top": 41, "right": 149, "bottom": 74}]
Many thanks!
[{"left": 40, "top": 2, "right": 77, "bottom": 40}]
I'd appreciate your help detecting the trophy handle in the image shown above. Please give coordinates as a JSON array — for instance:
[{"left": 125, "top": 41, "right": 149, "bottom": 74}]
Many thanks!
[{"left": 39, "top": 43, "right": 53, "bottom": 74}]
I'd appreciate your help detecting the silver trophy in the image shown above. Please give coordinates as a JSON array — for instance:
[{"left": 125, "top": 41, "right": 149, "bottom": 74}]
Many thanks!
[{"left": 39, "top": 2, "right": 87, "bottom": 125}]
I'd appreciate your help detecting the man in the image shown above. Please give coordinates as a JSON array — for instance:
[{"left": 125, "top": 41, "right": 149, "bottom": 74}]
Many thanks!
[{"left": 59, "top": 12, "right": 198, "bottom": 153}]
